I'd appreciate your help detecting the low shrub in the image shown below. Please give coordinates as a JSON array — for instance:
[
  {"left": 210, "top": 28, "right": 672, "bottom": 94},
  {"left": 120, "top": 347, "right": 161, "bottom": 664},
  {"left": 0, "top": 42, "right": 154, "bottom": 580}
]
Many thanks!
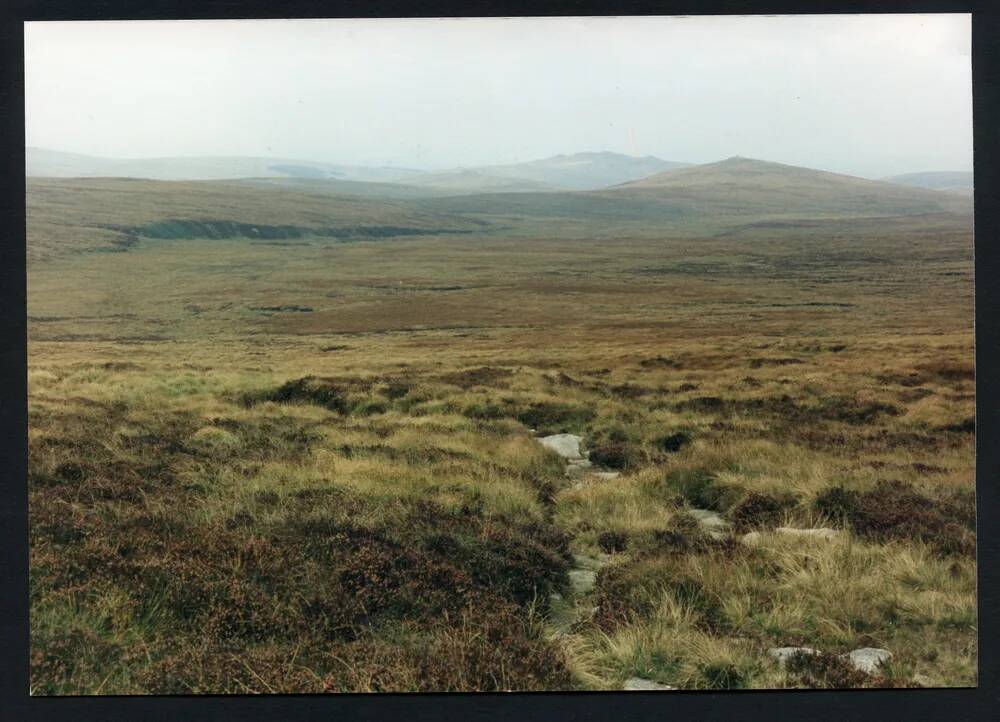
[
  {"left": 661, "top": 468, "right": 744, "bottom": 512},
  {"left": 814, "top": 480, "right": 975, "bottom": 556},
  {"left": 655, "top": 431, "right": 692, "bottom": 454},
  {"left": 730, "top": 491, "right": 798, "bottom": 532},
  {"left": 515, "top": 402, "right": 595, "bottom": 435}
]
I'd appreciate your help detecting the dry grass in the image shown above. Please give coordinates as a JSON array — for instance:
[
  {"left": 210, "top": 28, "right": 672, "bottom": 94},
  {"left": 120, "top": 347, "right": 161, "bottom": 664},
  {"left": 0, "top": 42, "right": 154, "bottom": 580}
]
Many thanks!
[{"left": 27, "top": 177, "right": 975, "bottom": 692}]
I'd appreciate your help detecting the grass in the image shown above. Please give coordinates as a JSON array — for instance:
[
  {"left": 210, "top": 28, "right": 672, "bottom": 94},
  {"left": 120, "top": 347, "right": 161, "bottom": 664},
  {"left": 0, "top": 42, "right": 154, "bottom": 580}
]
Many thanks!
[{"left": 26, "top": 175, "right": 975, "bottom": 692}]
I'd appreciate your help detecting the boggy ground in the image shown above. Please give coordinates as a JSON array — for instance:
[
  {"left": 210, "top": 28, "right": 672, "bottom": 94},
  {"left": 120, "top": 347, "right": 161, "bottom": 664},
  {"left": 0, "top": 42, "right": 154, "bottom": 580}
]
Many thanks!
[{"left": 27, "top": 188, "right": 975, "bottom": 693}]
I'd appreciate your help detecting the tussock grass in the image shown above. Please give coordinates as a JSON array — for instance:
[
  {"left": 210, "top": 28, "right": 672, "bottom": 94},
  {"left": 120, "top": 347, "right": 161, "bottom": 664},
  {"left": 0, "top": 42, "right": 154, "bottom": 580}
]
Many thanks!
[{"left": 27, "top": 179, "right": 974, "bottom": 691}]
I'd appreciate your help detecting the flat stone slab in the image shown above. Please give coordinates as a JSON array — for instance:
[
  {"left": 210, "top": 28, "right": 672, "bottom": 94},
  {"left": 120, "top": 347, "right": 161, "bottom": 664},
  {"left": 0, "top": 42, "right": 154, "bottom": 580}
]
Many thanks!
[
  {"left": 769, "top": 647, "right": 820, "bottom": 665},
  {"left": 538, "top": 434, "right": 585, "bottom": 460},
  {"left": 744, "top": 528, "right": 842, "bottom": 546},
  {"left": 846, "top": 648, "right": 892, "bottom": 674},
  {"left": 623, "top": 677, "right": 676, "bottom": 691},
  {"left": 565, "top": 458, "right": 593, "bottom": 477},
  {"left": 591, "top": 471, "right": 621, "bottom": 480},
  {"left": 689, "top": 508, "right": 729, "bottom": 537},
  {"left": 568, "top": 568, "right": 597, "bottom": 594},
  {"left": 688, "top": 508, "right": 727, "bottom": 528},
  {"left": 775, "top": 527, "right": 842, "bottom": 541}
]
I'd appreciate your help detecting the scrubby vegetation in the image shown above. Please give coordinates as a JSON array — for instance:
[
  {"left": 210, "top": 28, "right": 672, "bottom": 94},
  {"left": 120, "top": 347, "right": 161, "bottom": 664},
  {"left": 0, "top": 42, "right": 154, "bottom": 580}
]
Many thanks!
[{"left": 27, "top": 177, "right": 975, "bottom": 692}]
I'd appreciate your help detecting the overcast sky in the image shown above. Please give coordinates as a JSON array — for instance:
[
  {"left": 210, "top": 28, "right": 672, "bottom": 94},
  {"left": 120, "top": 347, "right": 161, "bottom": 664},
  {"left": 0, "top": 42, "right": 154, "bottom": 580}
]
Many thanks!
[{"left": 25, "top": 15, "right": 972, "bottom": 178}]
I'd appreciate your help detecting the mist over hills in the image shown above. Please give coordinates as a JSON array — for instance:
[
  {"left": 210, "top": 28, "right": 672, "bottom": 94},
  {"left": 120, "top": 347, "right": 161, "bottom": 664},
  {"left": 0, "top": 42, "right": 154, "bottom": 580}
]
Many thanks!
[
  {"left": 418, "top": 157, "right": 971, "bottom": 225},
  {"left": 469, "top": 152, "right": 689, "bottom": 190},
  {"left": 25, "top": 147, "right": 425, "bottom": 184},
  {"left": 883, "top": 171, "right": 973, "bottom": 196},
  {"left": 26, "top": 148, "right": 971, "bottom": 237},
  {"left": 603, "top": 156, "right": 971, "bottom": 216},
  {"left": 26, "top": 147, "right": 687, "bottom": 193}
]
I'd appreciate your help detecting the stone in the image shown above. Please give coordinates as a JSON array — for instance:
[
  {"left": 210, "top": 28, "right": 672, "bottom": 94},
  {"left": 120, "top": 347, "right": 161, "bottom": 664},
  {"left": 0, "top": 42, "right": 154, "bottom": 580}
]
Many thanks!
[
  {"left": 845, "top": 648, "right": 892, "bottom": 674},
  {"left": 689, "top": 508, "right": 729, "bottom": 538},
  {"left": 538, "top": 433, "right": 585, "bottom": 460},
  {"left": 564, "top": 458, "right": 593, "bottom": 477},
  {"left": 912, "top": 673, "right": 935, "bottom": 688},
  {"left": 591, "top": 471, "right": 621, "bottom": 480},
  {"left": 775, "top": 527, "right": 842, "bottom": 541},
  {"left": 741, "top": 531, "right": 763, "bottom": 546},
  {"left": 688, "top": 508, "right": 727, "bottom": 529},
  {"left": 768, "top": 646, "right": 820, "bottom": 665},
  {"left": 623, "top": 677, "right": 676, "bottom": 691},
  {"left": 568, "top": 568, "right": 597, "bottom": 594}
]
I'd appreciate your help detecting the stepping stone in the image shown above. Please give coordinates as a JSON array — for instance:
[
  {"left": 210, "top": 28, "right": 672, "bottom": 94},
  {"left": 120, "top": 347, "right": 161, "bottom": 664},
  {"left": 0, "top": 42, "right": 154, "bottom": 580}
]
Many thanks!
[
  {"left": 688, "top": 508, "right": 726, "bottom": 529},
  {"left": 538, "top": 434, "right": 585, "bottom": 460},
  {"left": 568, "top": 568, "right": 597, "bottom": 594},
  {"left": 775, "top": 527, "right": 842, "bottom": 541},
  {"left": 623, "top": 677, "right": 676, "bottom": 691},
  {"left": 741, "top": 531, "right": 763, "bottom": 546},
  {"left": 744, "top": 528, "right": 841, "bottom": 545},
  {"left": 688, "top": 508, "right": 729, "bottom": 539},
  {"left": 565, "top": 458, "right": 593, "bottom": 477},
  {"left": 591, "top": 471, "right": 621, "bottom": 480},
  {"left": 845, "top": 648, "right": 892, "bottom": 674},
  {"left": 768, "top": 647, "right": 820, "bottom": 665},
  {"left": 912, "top": 673, "right": 935, "bottom": 688}
]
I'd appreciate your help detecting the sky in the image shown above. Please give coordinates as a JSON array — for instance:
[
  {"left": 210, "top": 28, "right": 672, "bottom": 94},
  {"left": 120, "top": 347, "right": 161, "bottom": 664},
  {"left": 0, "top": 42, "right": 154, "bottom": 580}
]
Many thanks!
[{"left": 24, "top": 15, "right": 972, "bottom": 178}]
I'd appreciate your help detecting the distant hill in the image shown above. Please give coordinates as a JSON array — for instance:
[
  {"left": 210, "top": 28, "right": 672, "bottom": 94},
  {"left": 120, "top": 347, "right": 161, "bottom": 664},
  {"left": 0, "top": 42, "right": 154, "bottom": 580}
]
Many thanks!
[
  {"left": 26, "top": 147, "right": 688, "bottom": 193},
  {"left": 471, "top": 151, "right": 690, "bottom": 190},
  {"left": 883, "top": 171, "right": 973, "bottom": 195},
  {"left": 399, "top": 169, "right": 562, "bottom": 194},
  {"left": 608, "top": 156, "right": 972, "bottom": 216},
  {"left": 25, "top": 147, "right": 424, "bottom": 183},
  {"left": 420, "top": 156, "right": 972, "bottom": 228}
]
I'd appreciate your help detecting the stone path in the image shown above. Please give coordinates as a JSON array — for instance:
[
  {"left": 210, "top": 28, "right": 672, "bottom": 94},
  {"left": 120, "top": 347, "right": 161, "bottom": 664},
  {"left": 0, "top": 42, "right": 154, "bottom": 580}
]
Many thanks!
[
  {"left": 535, "top": 434, "right": 622, "bottom": 637},
  {"left": 537, "top": 433, "right": 621, "bottom": 485},
  {"left": 534, "top": 430, "right": 879, "bottom": 689}
]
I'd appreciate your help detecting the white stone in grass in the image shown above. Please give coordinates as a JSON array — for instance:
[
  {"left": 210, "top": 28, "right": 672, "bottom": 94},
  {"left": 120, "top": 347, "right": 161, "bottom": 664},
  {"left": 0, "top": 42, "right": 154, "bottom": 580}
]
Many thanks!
[
  {"left": 775, "top": 527, "right": 842, "bottom": 541},
  {"left": 623, "top": 677, "right": 676, "bottom": 691},
  {"left": 591, "top": 471, "right": 621, "bottom": 480},
  {"left": 565, "top": 458, "right": 593, "bottom": 477},
  {"left": 568, "top": 568, "right": 597, "bottom": 594},
  {"left": 688, "top": 508, "right": 727, "bottom": 529},
  {"left": 768, "top": 647, "right": 820, "bottom": 665},
  {"left": 846, "top": 648, "right": 892, "bottom": 674},
  {"left": 741, "top": 531, "right": 763, "bottom": 546},
  {"left": 538, "top": 433, "right": 585, "bottom": 460}
]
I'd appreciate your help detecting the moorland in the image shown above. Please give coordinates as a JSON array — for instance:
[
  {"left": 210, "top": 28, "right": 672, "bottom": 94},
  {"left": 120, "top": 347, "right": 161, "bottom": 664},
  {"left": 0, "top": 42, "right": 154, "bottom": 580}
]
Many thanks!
[{"left": 27, "top": 155, "right": 976, "bottom": 693}]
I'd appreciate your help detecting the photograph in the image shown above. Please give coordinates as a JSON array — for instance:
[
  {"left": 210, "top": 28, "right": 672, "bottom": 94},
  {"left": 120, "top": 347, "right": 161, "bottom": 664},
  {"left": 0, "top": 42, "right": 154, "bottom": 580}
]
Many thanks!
[{"left": 24, "top": 14, "right": 976, "bottom": 694}]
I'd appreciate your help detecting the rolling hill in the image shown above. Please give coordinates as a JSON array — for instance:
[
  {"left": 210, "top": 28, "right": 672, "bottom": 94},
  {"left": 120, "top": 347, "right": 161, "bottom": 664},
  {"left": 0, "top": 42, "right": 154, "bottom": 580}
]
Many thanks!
[
  {"left": 883, "top": 171, "right": 973, "bottom": 195},
  {"left": 27, "top": 155, "right": 974, "bottom": 263},
  {"left": 395, "top": 169, "right": 562, "bottom": 194},
  {"left": 606, "top": 156, "right": 972, "bottom": 215},
  {"left": 25, "top": 147, "right": 424, "bottom": 183},
  {"left": 419, "top": 157, "right": 972, "bottom": 227},
  {"left": 26, "top": 147, "right": 689, "bottom": 194},
  {"left": 468, "top": 151, "right": 689, "bottom": 190}
]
